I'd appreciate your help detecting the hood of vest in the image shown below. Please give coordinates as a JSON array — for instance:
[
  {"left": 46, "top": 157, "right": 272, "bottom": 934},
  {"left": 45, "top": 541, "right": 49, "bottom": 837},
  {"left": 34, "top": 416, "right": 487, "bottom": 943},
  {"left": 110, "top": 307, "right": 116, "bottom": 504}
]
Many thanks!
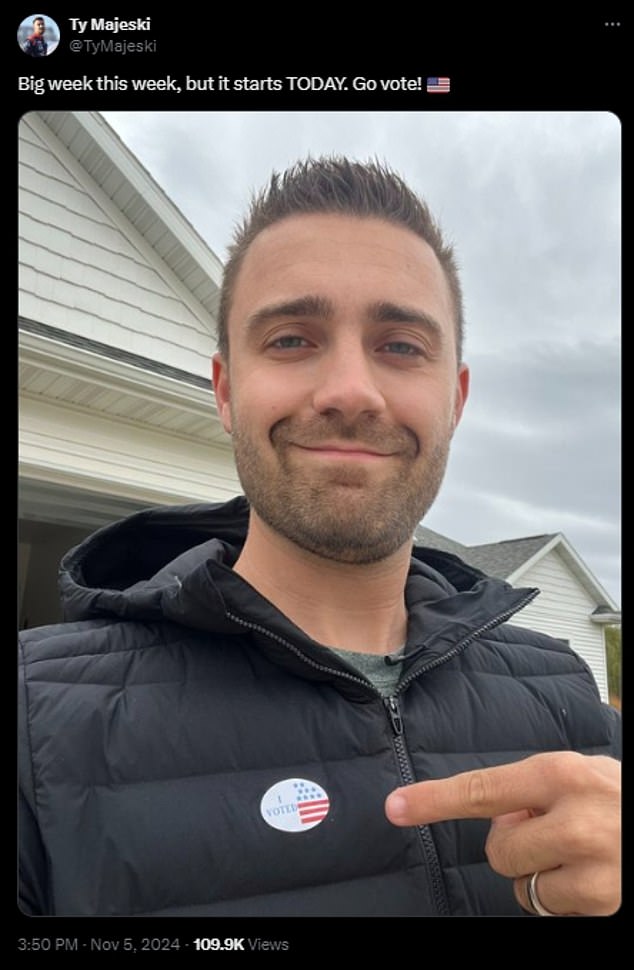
[{"left": 58, "top": 496, "right": 538, "bottom": 671}]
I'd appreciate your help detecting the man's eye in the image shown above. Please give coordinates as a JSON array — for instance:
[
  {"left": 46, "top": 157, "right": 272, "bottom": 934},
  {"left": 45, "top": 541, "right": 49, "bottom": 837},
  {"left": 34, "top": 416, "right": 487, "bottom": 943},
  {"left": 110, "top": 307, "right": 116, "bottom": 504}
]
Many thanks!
[
  {"left": 381, "top": 341, "right": 423, "bottom": 356},
  {"left": 270, "top": 335, "right": 308, "bottom": 349}
]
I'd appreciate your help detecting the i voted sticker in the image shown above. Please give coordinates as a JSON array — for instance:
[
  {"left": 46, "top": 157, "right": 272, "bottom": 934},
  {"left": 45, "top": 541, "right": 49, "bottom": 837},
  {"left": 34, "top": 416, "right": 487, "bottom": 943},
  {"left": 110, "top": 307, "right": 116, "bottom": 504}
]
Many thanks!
[{"left": 260, "top": 778, "right": 330, "bottom": 833}]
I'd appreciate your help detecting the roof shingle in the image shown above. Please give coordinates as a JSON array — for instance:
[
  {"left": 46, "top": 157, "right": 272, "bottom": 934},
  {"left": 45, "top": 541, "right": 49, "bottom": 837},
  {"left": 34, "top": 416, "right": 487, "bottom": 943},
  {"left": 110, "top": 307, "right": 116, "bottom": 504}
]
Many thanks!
[{"left": 414, "top": 526, "right": 556, "bottom": 580}]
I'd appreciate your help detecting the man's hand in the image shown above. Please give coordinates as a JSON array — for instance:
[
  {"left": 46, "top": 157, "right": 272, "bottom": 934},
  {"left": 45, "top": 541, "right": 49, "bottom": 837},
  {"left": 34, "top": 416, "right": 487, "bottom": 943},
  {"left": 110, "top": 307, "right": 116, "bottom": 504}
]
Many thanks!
[{"left": 384, "top": 752, "right": 621, "bottom": 916}]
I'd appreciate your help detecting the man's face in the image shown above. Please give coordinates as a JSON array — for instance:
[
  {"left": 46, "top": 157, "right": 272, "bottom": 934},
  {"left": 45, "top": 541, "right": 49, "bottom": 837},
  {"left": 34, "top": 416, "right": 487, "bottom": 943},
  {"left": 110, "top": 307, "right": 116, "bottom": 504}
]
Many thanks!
[
  {"left": 213, "top": 213, "right": 469, "bottom": 564},
  {"left": 34, "top": 19, "right": 45, "bottom": 35}
]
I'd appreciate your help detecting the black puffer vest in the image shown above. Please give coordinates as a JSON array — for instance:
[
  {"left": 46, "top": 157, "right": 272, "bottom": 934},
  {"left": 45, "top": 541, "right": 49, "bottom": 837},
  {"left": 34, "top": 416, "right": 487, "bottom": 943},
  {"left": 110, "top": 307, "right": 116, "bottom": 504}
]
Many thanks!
[{"left": 19, "top": 497, "right": 620, "bottom": 916}]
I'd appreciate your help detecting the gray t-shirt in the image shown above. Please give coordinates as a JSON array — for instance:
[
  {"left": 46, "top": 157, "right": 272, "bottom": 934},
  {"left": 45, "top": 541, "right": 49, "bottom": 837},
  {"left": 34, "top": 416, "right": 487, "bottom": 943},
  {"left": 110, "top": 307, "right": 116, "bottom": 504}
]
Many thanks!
[{"left": 329, "top": 645, "right": 405, "bottom": 697}]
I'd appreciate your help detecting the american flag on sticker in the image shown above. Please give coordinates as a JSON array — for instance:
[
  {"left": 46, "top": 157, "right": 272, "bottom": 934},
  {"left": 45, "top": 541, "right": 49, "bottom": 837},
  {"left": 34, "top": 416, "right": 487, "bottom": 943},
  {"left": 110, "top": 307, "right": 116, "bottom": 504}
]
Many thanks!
[
  {"left": 427, "top": 77, "right": 451, "bottom": 94},
  {"left": 294, "top": 781, "right": 330, "bottom": 824}
]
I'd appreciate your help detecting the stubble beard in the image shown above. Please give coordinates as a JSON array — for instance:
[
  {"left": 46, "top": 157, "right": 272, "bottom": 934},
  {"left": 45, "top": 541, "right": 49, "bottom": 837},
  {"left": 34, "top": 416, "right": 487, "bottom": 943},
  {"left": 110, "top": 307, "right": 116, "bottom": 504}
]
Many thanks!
[{"left": 230, "top": 413, "right": 452, "bottom": 565}]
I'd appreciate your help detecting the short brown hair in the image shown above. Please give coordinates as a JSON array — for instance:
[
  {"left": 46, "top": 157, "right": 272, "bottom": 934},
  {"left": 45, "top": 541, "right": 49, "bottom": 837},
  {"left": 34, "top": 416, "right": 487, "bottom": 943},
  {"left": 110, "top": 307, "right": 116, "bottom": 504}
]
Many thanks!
[{"left": 218, "top": 156, "right": 464, "bottom": 362}]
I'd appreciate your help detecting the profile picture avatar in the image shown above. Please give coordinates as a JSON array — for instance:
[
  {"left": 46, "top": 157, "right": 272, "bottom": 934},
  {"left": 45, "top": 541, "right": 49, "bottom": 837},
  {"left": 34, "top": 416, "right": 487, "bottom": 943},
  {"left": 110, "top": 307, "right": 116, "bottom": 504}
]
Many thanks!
[{"left": 18, "top": 14, "right": 60, "bottom": 56}]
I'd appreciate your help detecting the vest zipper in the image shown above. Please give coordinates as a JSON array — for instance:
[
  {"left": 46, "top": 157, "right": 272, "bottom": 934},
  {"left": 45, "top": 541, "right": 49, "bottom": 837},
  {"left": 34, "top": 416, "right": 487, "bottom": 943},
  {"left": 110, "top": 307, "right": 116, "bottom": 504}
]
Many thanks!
[
  {"left": 384, "top": 693, "right": 450, "bottom": 915},
  {"left": 226, "top": 590, "right": 538, "bottom": 692},
  {"left": 395, "top": 590, "right": 539, "bottom": 695},
  {"left": 381, "top": 590, "right": 539, "bottom": 917},
  {"left": 224, "top": 611, "right": 376, "bottom": 692},
  {"left": 385, "top": 695, "right": 403, "bottom": 735}
]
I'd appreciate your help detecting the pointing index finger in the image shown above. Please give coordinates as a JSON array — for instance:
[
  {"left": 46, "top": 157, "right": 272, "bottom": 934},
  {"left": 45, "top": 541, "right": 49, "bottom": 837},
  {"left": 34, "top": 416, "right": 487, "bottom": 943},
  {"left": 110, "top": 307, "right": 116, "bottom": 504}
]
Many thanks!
[{"left": 384, "top": 753, "right": 587, "bottom": 826}]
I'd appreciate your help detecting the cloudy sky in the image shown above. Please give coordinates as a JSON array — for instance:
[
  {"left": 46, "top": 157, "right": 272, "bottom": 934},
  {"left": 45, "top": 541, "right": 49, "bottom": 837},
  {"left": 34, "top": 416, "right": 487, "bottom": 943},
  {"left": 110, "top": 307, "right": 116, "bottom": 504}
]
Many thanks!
[{"left": 102, "top": 111, "right": 621, "bottom": 605}]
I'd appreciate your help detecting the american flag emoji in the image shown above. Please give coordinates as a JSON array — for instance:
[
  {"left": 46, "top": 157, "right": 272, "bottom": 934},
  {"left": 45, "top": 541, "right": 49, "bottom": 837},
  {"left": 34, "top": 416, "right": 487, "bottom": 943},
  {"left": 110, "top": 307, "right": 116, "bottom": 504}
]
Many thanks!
[
  {"left": 427, "top": 77, "right": 451, "bottom": 94},
  {"left": 294, "top": 781, "right": 330, "bottom": 825}
]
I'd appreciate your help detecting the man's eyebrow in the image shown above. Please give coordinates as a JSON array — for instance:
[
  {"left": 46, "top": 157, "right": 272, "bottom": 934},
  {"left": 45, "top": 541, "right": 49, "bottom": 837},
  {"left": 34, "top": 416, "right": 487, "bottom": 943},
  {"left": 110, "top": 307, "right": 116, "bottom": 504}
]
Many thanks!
[
  {"left": 368, "top": 301, "right": 444, "bottom": 340},
  {"left": 245, "top": 295, "right": 334, "bottom": 331},
  {"left": 244, "top": 296, "right": 445, "bottom": 342}
]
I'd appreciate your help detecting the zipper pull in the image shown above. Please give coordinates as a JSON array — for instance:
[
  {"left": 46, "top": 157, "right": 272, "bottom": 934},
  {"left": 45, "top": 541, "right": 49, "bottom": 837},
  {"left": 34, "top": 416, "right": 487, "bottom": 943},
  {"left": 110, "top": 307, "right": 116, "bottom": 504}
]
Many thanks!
[{"left": 385, "top": 695, "right": 403, "bottom": 736}]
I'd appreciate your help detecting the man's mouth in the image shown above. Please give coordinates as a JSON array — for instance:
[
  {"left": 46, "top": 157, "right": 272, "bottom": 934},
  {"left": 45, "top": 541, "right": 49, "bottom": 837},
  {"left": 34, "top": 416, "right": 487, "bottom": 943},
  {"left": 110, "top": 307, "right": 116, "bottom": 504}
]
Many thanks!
[
  {"left": 293, "top": 443, "right": 395, "bottom": 459},
  {"left": 270, "top": 417, "right": 420, "bottom": 460}
]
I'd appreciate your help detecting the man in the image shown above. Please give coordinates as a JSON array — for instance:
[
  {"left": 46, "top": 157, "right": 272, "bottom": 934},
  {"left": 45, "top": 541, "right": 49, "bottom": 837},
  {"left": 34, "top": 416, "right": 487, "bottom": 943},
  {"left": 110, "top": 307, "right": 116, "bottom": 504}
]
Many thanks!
[
  {"left": 19, "top": 158, "right": 620, "bottom": 917},
  {"left": 22, "top": 17, "right": 47, "bottom": 57}
]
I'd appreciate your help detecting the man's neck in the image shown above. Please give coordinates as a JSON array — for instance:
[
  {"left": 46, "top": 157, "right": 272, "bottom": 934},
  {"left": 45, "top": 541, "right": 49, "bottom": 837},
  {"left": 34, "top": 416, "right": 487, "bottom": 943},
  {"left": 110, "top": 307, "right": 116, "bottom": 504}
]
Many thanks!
[{"left": 232, "top": 512, "right": 410, "bottom": 655}]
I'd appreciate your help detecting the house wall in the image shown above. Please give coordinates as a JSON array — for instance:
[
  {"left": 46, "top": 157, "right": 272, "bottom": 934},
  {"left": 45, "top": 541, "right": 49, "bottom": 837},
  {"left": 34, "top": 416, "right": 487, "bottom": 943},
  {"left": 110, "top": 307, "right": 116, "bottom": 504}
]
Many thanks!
[
  {"left": 19, "top": 114, "right": 215, "bottom": 377},
  {"left": 510, "top": 548, "right": 609, "bottom": 702},
  {"left": 20, "top": 392, "right": 240, "bottom": 507},
  {"left": 19, "top": 111, "right": 241, "bottom": 508},
  {"left": 18, "top": 112, "right": 243, "bottom": 629}
]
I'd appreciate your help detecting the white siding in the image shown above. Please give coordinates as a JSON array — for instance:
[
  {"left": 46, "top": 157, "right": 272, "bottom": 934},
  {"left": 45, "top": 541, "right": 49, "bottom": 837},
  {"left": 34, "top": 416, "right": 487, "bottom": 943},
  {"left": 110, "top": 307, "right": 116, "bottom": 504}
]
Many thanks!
[
  {"left": 18, "top": 115, "right": 216, "bottom": 377},
  {"left": 20, "top": 395, "right": 240, "bottom": 506},
  {"left": 511, "top": 548, "right": 609, "bottom": 701}
]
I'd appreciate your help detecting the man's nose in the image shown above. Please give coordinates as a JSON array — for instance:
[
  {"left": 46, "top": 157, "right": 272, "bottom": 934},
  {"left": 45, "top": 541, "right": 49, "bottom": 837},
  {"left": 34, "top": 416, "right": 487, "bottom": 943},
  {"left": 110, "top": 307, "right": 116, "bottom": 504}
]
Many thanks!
[{"left": 311, "top": 342, "right": 387, "bottom": 419}]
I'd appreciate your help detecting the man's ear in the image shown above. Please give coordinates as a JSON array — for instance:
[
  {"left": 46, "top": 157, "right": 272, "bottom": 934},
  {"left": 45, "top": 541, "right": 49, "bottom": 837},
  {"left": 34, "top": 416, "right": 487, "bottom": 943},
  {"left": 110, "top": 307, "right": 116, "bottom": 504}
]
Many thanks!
[
  {"left": 212, "top": 353, "right": 232, "bottom": 434},
  {"left": 452, "top": 363, "right": 470, "bottom": 431}
]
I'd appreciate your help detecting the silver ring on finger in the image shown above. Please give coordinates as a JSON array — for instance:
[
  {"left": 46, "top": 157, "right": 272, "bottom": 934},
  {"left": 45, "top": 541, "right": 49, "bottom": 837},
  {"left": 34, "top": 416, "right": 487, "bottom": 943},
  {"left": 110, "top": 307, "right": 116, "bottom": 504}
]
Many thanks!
[{"left": 526, "top": 871, "right": 558, "bottom": 917}]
